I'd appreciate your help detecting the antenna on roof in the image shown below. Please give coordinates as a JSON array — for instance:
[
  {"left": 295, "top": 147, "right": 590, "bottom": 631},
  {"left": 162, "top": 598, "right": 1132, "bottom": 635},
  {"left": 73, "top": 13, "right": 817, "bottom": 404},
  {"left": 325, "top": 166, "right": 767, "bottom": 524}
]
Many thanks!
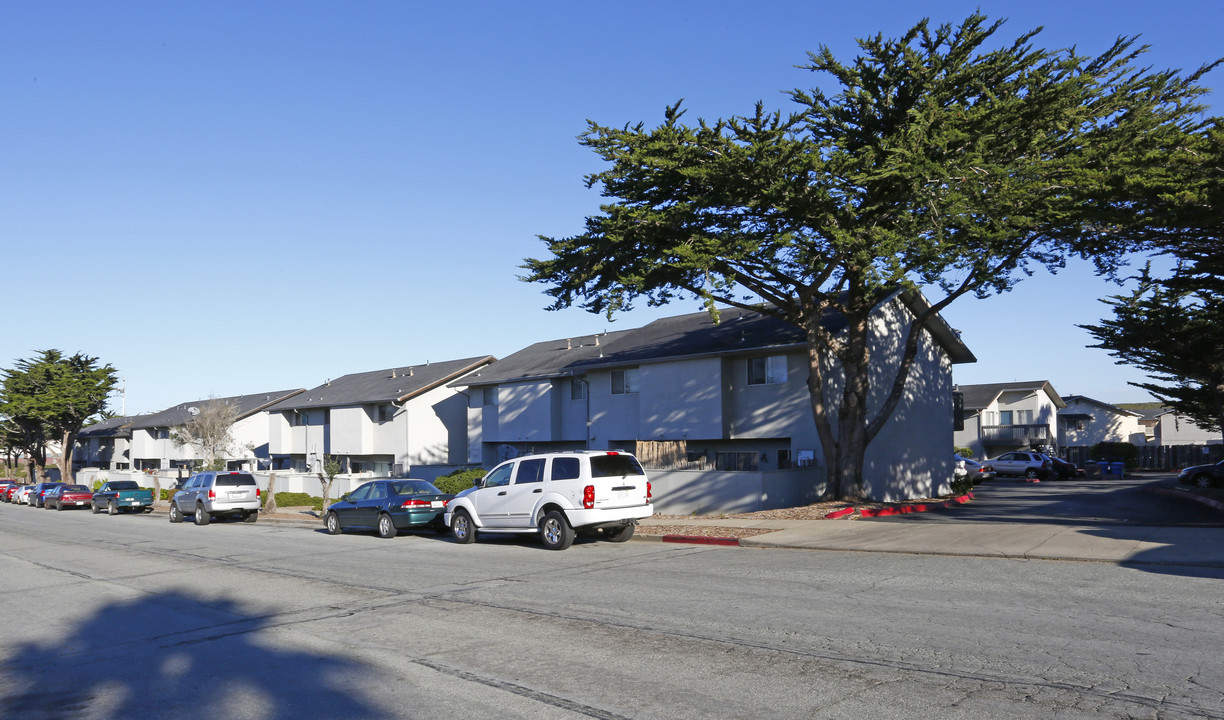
[{"left": 391, "top": 369, "right": 397, "bottom": 379}]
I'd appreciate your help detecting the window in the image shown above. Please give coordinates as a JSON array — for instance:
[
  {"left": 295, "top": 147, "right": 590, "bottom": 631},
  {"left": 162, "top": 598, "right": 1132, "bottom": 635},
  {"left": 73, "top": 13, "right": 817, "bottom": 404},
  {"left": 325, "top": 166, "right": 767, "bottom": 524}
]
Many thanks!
[
  {"left": 348, "top": 484, "right": 372, "bottom": 501},
  {"left": 377, "top": 404, "right": 394, "bottom": 423},
  {"left": 748, "top": 356, "right": 788, "bottom": 385},
  {"left": 551, "top": 457, "right": 581, "bottom": 481},
  {"left": 777, "top": 449, "right": 793, "bottom": 470},
  {"left": 715, "top": 452, "right": 759, "bottom": 471},
  {"left": 483, "top": 464, "right": 512, "bottom": 487},
  {"left": 288, "top": 411, "right": 303, "bottom": 427},
  {"left": 482, "top": 387, "right": 497, "bottom": 406},
  {"left": 999, "top": 411, "right": 1013, "bottom": 425},
  {"left": 611, "top": 368, "right": 639, "bottom": 394},
  {"left": 590, "top": 453, "right": 646, "bottom": 477},
  {"left": 570, "top": 377, "right": 586, "bottom": 400},
  {"left": 515, "top": 458, "right": 545, "bottom": 484}
]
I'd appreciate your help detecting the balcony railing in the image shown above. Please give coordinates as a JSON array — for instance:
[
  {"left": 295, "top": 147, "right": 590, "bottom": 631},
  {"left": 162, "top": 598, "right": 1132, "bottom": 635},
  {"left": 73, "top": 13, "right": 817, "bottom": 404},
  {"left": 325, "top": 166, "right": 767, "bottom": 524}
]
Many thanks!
[{"left": 981, "top": 424, "right": 1052, "bottom": 446}]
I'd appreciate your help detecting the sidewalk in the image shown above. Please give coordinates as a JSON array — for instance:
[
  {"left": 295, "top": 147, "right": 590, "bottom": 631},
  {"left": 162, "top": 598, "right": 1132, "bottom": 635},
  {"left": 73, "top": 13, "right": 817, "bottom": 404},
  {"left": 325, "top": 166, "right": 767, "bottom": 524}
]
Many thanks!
[{"left": 638, "top": 515, "right": 1224, "bottom": 567}]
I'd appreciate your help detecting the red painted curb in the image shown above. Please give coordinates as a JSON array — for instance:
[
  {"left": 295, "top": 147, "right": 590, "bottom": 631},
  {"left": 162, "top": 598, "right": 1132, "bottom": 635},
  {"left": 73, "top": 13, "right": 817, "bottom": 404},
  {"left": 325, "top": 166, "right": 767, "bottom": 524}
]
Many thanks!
[
  {"left": 824, "top": 507, "right": 856, "bottom": 520},
  {"left": 662, "top": 535, "right": 741, "bottom": 546}
]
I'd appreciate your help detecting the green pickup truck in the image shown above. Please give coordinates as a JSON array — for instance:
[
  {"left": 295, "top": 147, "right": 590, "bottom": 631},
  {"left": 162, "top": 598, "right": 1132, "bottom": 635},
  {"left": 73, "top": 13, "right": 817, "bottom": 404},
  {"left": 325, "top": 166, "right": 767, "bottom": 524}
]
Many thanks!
[{"left": 91, "top": 480, "right": 155, "bottom": 515}]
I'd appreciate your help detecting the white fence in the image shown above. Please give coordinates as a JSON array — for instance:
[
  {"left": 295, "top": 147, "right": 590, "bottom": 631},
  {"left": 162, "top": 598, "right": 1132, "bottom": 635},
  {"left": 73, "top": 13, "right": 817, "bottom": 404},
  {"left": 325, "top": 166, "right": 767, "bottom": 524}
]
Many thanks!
[{"left": 75, "top": 468, "right": 376, "bottom": 501}]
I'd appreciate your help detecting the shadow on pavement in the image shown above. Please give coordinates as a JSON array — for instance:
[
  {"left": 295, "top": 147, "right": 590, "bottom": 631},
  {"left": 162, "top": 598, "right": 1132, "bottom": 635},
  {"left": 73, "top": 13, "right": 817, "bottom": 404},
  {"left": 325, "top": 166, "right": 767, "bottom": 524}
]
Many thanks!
[{"left": 1, "top": 590, "right": 390, "bottom": 720}]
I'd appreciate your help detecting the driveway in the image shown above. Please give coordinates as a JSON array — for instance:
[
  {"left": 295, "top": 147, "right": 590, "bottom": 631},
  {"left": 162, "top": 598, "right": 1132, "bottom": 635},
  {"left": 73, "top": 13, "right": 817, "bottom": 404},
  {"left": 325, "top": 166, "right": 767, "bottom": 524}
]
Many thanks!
[{"left": 873, "top": 473, "right": 1222, "bottom": 527}]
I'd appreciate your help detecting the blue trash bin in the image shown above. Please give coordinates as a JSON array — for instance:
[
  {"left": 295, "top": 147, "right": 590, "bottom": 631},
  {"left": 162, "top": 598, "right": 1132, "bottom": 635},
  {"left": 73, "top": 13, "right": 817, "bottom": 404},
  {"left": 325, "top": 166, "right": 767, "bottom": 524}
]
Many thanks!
[{"left": 1109, "top": 461, "right": 1125, "bottom": 479}]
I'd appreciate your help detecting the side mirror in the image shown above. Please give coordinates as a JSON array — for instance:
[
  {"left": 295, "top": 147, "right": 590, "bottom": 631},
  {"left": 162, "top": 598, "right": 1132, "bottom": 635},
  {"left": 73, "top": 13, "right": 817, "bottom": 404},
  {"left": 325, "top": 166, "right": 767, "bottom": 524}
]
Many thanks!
[{"left": 473, "top": 478, "right": 482, "bottom": 488}]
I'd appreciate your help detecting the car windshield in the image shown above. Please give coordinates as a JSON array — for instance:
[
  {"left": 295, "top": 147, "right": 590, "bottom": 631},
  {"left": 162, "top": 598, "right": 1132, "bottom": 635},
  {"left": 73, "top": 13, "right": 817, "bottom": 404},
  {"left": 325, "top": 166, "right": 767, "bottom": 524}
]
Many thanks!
[
  {"left": 391, "top": 481, "right": 441, "bottom": 495},
  {"left": 109, "top": 481, "right": 139, "bottom": 490},
  {"left": 590, "top": 454, "right": 646, "bottom": 478}
]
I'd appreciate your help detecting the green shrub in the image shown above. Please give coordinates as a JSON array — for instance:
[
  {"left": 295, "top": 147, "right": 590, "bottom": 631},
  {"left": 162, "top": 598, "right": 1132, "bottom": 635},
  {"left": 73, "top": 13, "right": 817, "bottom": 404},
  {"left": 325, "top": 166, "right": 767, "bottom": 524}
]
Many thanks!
[
  {"left": 954, "top": 447, "right": 973, "bottom": 458},
  {"left": 432, "top": 468, "right": 485, "bottom": 495},
  {"left": 950, "top": 477, "right": 974, "bottom": 496},
  {"left": 92, "top": 480, "right": 103, "bottom": 491},
  {"left": 261, "top": 491, "right": 324, "bottom": 512},
  {"left": 160, "top": 488, "right": 176, "bottom": 501}
]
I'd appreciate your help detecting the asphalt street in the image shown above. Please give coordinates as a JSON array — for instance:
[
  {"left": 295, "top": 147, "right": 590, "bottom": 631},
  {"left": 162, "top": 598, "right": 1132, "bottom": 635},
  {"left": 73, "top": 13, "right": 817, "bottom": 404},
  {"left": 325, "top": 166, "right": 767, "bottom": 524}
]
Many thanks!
[{"left": 2, "top": 489, "right": 1222, "bottom": 720}]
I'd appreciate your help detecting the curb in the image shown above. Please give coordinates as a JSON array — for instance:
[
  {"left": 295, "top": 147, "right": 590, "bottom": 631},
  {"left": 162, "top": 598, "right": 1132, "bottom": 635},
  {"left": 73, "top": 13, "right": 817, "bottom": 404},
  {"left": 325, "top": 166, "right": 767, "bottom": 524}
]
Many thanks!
[{"left": 661, "top": 534, "right": 741, "bottom": 546}]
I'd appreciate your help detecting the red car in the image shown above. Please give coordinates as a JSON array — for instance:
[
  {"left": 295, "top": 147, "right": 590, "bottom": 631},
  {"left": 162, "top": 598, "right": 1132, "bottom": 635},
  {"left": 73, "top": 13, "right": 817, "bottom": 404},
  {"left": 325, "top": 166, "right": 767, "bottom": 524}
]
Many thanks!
[
  {"left": 45, "top": 484, "right": 94, "bottom": 511},
  {"left": 0, "top": 480, "right": 19, "bottom": 502}
]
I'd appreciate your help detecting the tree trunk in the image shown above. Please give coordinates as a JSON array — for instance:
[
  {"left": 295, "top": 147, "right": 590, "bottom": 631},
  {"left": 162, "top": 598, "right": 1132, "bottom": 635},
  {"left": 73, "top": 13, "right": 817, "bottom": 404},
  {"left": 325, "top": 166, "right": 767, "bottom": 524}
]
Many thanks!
[
  {"left": 318, "top": 473, "right": 332, "bottom": 514},
  {"left": 265, "top": 472, "right": 278, "bottom": 514}
]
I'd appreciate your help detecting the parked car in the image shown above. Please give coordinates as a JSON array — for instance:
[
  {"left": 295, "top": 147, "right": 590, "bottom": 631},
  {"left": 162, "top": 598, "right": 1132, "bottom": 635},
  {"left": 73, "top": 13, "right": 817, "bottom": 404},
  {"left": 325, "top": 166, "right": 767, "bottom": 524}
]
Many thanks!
[
  {"left": 92, "top": 480, "right": 155, "bottom": 515},
  {"left": 1, "top": 482, "right": 23, "bottom": 502},
  {"left": 962, "top": 457, "right": 996, "bottom": 484},
  {"left": 168, "top": 471, "right": 261, "bottom": 525},
  {"left": 986, "top": 452, "right": 1052, "bottom": 480},
  {"left": 1177, "top": 459, "right": 1224, "bottom": 488},
  {"left": 0, "top": 479, "right": 17, "bottom": 499},
  {"left": 324, "top": 479, "right": 454, "bottom": 539},
  {"left": 45, "top": 484, "right": 94, "bottom": 510},
  {"left": 444, "top": 450, "right": 654, "bottom": 550},
  {"left": 13, "top": 485, "right": 34, "bottom": 504},
  {"left": 29, "top": 482, "right": 67, "bottom": 508},
  {"left": 1045, "top": 455, "right": 1078, "bottom": 480}
]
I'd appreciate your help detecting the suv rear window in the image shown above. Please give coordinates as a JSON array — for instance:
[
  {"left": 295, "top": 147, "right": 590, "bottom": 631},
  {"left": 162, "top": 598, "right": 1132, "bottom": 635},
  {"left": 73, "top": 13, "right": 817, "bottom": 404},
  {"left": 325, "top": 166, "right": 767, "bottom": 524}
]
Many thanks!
[
  {"left": 590, "top": 454, "right": 645, "bottom": 478},
  {"left": 216, "top": 473, "right": 257, "bottom": 487}
]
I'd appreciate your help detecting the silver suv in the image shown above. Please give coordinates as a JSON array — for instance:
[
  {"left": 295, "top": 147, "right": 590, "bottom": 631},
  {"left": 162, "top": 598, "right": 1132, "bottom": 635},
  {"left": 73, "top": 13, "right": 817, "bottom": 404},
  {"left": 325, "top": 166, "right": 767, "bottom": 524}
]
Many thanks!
[
  {"left": 169, "top": 471, "right": 261, "bottom": 525},
  {"left": 444, "top": 450, "right": 654, "bottom": 550},
  {"left": 987, "top": 451, "right": 1052, "bottom": 479}
]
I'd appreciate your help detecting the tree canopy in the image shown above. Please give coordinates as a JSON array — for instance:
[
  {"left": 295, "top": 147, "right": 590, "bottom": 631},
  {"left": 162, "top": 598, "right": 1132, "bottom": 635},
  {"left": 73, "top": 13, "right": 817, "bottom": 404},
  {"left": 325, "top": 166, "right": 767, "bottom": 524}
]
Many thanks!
[
  {"left": 524, "top": 13, "right": 1220, "bottom": 499},
  {"left": 1, "top": 350, "right": 118, "bottom": 482},
  {"left": 1082, "top": 123, "right": 1224, "bottom": 439}
]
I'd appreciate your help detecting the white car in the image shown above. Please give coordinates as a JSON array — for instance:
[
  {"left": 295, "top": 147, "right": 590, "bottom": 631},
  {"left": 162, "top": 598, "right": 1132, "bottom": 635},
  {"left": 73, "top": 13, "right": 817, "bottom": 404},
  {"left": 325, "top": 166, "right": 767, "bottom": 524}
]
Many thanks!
[{"left": 444, "top": 451, "right": 654, "bottom": 550}]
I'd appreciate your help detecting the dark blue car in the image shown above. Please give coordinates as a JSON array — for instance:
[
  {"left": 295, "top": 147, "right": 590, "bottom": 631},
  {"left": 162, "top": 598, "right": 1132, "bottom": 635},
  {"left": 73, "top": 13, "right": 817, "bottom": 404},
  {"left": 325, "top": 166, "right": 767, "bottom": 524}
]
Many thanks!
[{"left": 324, "top": 479, "right": 454, "bottom": 539}]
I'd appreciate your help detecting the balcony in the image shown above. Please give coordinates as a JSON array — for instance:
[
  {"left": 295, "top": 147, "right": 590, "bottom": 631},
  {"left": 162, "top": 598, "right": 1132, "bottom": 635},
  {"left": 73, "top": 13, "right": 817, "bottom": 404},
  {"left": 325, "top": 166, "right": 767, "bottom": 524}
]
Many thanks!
[{"left": 981, "top": 424, "right": 1052, "bottom": 447}]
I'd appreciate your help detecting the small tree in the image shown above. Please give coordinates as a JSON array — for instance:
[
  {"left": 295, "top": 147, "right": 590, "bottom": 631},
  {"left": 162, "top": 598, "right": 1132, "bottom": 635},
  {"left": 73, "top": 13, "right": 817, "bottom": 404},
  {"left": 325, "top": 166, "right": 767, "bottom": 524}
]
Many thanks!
[
  {"left": 318, "top": 455, "right": 343, "bottom": 513},
  {"left": 171, "top": 399, "right": 247, "bottom": 469}
]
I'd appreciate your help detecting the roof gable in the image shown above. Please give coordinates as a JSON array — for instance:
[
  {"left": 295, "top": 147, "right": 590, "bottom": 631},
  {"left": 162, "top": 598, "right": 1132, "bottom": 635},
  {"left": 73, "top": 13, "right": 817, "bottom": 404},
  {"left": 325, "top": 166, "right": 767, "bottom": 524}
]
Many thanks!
[
  {"left": 132, "top": 390, "right": 305, "bottom": 429},
  {"left": 957, "top": 381, "right": 1065, "bottom": 411}
]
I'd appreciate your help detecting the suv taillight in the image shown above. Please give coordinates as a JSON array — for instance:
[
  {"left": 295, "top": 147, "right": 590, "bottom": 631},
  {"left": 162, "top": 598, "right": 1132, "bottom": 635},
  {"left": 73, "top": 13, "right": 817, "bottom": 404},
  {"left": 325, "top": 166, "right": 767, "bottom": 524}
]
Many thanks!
[
  {"left": 208, "top": 488, "right": 216, "bottom": 500},
  {"left": 646, "top": 481, "right": 652, "bottom": 503},
  {"left": 583, "top": 485, "right": 595, "bottom": 509},
  {"left": 256, "top": 488, "right": 261, "bottom": 498}
]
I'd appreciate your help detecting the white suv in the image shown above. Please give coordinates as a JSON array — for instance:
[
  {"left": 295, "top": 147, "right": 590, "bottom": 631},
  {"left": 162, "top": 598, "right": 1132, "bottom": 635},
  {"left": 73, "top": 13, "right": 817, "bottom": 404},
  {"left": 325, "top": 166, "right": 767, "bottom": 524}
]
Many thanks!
[
  {"left": 444, "top": 451, "right": 654, "bottom": 550},
  {"left": 169, "top": 471, "right": 261, "bottom": 525}
]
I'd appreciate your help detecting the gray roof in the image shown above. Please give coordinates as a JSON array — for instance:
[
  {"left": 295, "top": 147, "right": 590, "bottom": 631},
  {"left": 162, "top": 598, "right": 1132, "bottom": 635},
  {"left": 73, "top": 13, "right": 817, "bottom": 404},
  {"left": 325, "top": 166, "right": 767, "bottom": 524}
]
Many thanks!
[
  {"left": 77, "top": 415, "right": 149, "bottom": 439},
  {"left": 1059, "top": 395, "right": 1143, "bottom": 418},
  {"left": 131, "top": 390, "right": 305, "bottom": 429},
  {"left": 567, "top": 306, "right": 813, "bottom": 371},
  {"left": 450, "top": 333, "right": 635, "bottom": 387},
  {"left": 456, "top": 290, "right": 974, "bottom": 387},
  {"left": 269, "top": 356, "right": 494, "bottom": 410},
  {"left": 956, "top": 381, "right": 1065, "bottom": 412}
]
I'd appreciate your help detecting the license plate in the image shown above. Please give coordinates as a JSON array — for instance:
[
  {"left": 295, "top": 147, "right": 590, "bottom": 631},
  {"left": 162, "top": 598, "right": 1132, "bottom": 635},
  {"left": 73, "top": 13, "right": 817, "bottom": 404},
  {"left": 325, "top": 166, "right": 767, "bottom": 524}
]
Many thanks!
[
  {"left": 228, "top": 491, "right": 245, "bottom": 497},
  {"left": 75, "top": 501, "right": 86, "bottom": 505},
  {"left": 431, "top": 501, "right": 444, "bottom": 508}
]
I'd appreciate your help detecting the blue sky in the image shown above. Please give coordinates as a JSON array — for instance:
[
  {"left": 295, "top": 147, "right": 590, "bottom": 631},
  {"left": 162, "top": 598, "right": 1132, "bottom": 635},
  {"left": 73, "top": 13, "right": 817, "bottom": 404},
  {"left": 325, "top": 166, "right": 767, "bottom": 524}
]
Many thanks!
[{"left": 2, "top": 1, "right": 1220, "bottom": 415}]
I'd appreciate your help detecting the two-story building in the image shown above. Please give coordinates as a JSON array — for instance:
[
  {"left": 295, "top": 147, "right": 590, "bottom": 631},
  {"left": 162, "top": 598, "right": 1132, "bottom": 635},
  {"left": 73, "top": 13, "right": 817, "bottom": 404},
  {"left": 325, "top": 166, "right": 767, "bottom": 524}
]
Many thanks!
[
  {"left": 127, "top": 390, "right": 304, "bottom": 472},
  {"left": 266, "top": 356, "right": 494, "bottom": 480},
  {"left": 74, "top": 415, "right": 146, "bottom": 471},
  {"left": 1057, "top": 395, "right": 1146, "bottom": 466},
  {"left": 456, "top": 291, "right": 975, "bottom": 501},
  {"left": 954, "top": 381, "right": 1065, "bottom": 461}
]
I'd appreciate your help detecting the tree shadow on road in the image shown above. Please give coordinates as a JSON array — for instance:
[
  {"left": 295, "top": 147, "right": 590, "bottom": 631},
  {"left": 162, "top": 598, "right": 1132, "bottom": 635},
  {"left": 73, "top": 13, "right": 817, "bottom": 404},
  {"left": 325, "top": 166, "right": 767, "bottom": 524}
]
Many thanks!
[{"left": 1, "top": 590, "right": 390, "bottom": 720}]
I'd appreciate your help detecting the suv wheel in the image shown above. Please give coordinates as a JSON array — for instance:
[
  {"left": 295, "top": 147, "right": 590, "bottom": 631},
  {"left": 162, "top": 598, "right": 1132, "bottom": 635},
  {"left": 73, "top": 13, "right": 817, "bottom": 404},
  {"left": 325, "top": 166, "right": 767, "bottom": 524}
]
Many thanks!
[
  {"left": 1024, "top": 468, "right": 1039, "bottom": 480},
  {"left": 451, "top": 509, "right": 476, "bottom": 544},
  {"left": 325, "top": 511, "right": 342, "bottom": 535},
  {"left": 604, "top": 523, "right": 635, "bottom": 543},
  {"left": 194, "top": 503, "right": 211, "bottom": 526},
  {"left": 376, "top": 513, "right": 396, "bottom": 539},
  {"left": 540, "top": 510, "right": 575, "bottom": 551},
  {"left": 169, "top": 502, "right": 183, "bottom": 523},
  {"left": 243, "top": 510, "right": 258, "bottom": 523}
]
